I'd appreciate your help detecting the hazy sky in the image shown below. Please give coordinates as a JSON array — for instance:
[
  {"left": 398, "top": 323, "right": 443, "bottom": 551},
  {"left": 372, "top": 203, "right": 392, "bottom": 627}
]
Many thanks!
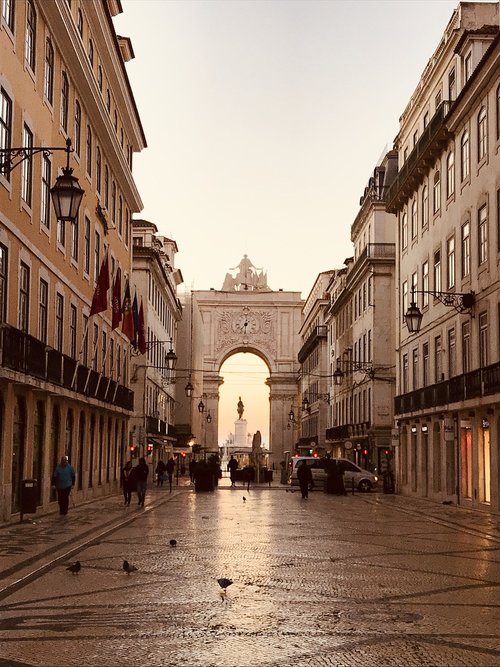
[{"left": 114, "top": 0, "right": 459, "bottom": 447}]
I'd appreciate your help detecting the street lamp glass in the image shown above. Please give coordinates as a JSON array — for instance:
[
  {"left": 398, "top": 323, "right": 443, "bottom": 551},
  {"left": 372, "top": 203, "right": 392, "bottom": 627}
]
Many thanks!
[
  {"left": 198, "top": 400, "right": 205, "bottom": 413},
  {"left": 50, "top": 166, "right": 84, "bottom": 222},
  {"left": 333, "top": 367, "right": 344, "bottom": 386},
  {"left": 185, "top": 381, "right": 194, "bottom": 398},
  {"left": 405, "top": 301, "right": 423, "bottom": 333}
]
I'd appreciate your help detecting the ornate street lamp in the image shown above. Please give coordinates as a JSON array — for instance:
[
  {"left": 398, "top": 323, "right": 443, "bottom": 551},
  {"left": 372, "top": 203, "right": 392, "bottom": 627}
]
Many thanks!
[{"left": 404, "top": 287, "right": 475, "bottom": 334}]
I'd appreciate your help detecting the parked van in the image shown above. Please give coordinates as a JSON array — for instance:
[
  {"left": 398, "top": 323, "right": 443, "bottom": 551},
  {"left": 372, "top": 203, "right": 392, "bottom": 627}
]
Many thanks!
[{"left": 288, "top": 456, "right": 377, "bottom": 492}]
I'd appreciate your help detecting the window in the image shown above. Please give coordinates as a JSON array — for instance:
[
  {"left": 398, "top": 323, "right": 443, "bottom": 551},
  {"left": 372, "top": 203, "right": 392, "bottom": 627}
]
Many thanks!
[
  {"left": 402, "top": 281, "right": 408, "bottom": 321},
  {"left": 423, "top": 111, "right": 429, "bottom": 129},
  {"left": 411, "top": 200, "right": 417, "bottom": 239},
  {"left": 448, "top": 67, "right": 456, "bottom": 101},
  {"left": 25, "top": 0, "right": 37, "bottom": 71},
  {"left": 421, "top": 185, "right": 428, "bottom": 229},
  {"left": 19, "top": 262, "right": 30, "bottom": 333},
  {"left": 21, "top": 124, "right": 33, "bottom": 206},
  {"left": 106, "top": 89, "right": 111, "bottom": 113},
  {"left": 57, "top": 217, "right": 65, "bottom": 247},
  {"left": 84, "top": 217, "right": 90, "bottom": 274},
  {"left": 478, "top": 107, "right": 487, "bottom": 161},
  {"left": 461, "top": 221, "right": 470, "bottom": 277},
  {"left": 86, "top": 125, "right": 92, "bottom": 175},
  {"left": 446, "top": 151, "right": 454, "bottom": 198},
  {"left": 401, "top": 211, "right": 408, "bottom": 250},
  {"left": 448, "top": 328, "right": 456, "bottom": 378},
  {"left": 447, "top": 237, "right": 455, "bottom": 289},
  {"left": 92, "top": 323, "right": 98, "bottom": 370},
  {"left": 2, "top": 0, "right": 15, "bottom": 31},
  {"left": 104, "top": 166, "right": 109, "bottom": 208},
  {"left": 496, "top": 85, "right": 500, "bottom": 141},
  {"left": 70, "top": 304, "right": 77, "bottom": 359},
  {"left": 102, "top": 331, "right": 107, "bottom": 375},
  {"left": 462, "top": 321, "right": 470, "bottom": 373},
  {"left": 60, "top": 72, "right": 69, "bottom": 131},
  {"left": 97, "top": 66, "right": 103, "bottom": 93},
  {"left": 96, "top": 147, "right": 101, "bottom": 195},
  {"left": 41, "top": 154, "right": 51, "bottom": 228},
  {"left": 125, "top": 208, "right": 130, "bottom": 247},
  {"left": 55, "top": 293, "right": 63, "bottom": 351},
  {"left": 82, "top": 315, "right": 89, "bottom": 365},
  {"left": 478, "top": 204, "right": 488, "bottom": 265},
  {"left": 44, "top": 38, "right": 54, "bottom": 104},
  {"left": 0, "top": 243, "right": 7, "bottom": 323},
  {"left": 478, "top": 311, "right": 488, "bottom": 368},
  {"left": 39, "top": 279, "right": 48, "bottom": 343},
  {"left": 423, "top": 342, "right": 429, "bottom": 386},
  {"left": 434, "top": 335, "right": 442, "bottom": 383},
  {"left": 422, "top": 260, "right": 429, "bottom": 308},
  {"left": 118, "top": 196, "right": 123, "bottom": 236},
  {"left": 77, "top": 9, "right": 83, "bottom": 37},
  {"left": 71, "top": 216, "right": 79, "bottom": 261},
  {"left": 412, "top": 348, "right": 418, "bottom": 390},
  {"left": 0, "top": 87, "right": 13, "bottom": 179},
  {"left": 94, "top": 231, "right": 100, "bottom": 284},
  {"left": 74, "top": 101, "right": 81, "bottom": 156},
  {"left": 460, "top": 131, "right": 469, "bottom": 181},
  {"left": 464, "top": 53, "right": 472, "bottom": 83},
  {"left": 88, "top": 39, "right": 94, "bottom": 67},
  {"left": 413, "top": 130, "right": 418, "bottom": 147},
  {"left": 433, "top": 249, "right": 441, "bottom": 293},
  {"left": 114, "top": 110, "right": 118, "bottom": 132},
  {"left": 435, "top": 89, "right": 442, "bottom": 109},
  {"left": 111, "top": 181, "right": 116, "bottom": 224},
  {"left": 402, "top": 353, "right": 409, "bottom": 394},
  {"left": 433, "top": 170, "right": 441, "bottom": 214}
]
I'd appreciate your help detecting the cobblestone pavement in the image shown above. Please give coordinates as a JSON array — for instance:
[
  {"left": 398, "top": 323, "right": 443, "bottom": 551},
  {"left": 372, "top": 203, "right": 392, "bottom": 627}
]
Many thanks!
[{"left": 0, "top": 481, "right": 499, "bottom": 667}]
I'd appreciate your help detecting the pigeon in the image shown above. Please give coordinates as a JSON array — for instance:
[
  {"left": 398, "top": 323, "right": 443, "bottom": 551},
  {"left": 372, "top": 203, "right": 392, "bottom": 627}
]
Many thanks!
[
  {"left": 123, "top": 560, "right": 138, "bottom": 575},
  {"left": 217, "top": 578, "right": 233, "bottom": 590},
  {"left": 66, "top": 561, "right": 81, "bottom": 574},
  {"left": 242, "top": 496, "right": 246, "bottom": 502},
  {"left": 169, "top": 539, "right": 177, "bottom": 547}
]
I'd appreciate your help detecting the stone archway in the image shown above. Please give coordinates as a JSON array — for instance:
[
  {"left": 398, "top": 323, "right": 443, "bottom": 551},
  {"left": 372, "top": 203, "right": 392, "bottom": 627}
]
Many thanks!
[{"left": 189, "top": 259, "right": 303, "bottom": 468}]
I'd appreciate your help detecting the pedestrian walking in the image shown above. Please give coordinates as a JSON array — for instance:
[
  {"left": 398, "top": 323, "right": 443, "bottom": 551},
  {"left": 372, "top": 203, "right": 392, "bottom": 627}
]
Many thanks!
[
  {"left": 297, "top": 459, "right": 313, "bottom": 499},
  {"left": 326, "top": 459, "right": 347, "bottom": 495},
  {"left": 166, "top": 457, "right": 176, "bottom": 492},
  {"left": 52, "top": 456, "right": 76, "bottom": 515},
  {"left": 227, "top": 455, "right": 238, "bottom": 486},
  {"left": 135, "top": 456, "right": 149, "bottom": 507},
  {"left": 121, "top": 460, "right": 134, "bottom": 505},
  {"left": 156, "top": 459, "right": 166, "bottom": 487},
  {"left": 189, "top": 459, "right": 197, "bottom": 483}
]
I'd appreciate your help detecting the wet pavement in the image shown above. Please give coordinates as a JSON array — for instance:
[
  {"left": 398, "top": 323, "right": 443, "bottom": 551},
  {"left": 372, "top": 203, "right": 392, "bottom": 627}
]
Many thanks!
[{"left": 0, "top": 478, "right": 499, "bottom": 667}]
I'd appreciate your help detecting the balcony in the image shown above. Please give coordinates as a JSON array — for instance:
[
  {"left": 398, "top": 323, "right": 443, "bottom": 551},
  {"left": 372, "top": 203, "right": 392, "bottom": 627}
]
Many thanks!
[
  {"left": 298, "top": 325, "right": 327, "bottom": 363},
  {"left": 0, "top": 324, "right": 134, "bottom": 411},
  {"left": 349, "top": 243, "right": 396, "bottom": 279},
  {"left": 385, "top": 102, "right": 452, "bottom": 213},
  {"left": 395, "top": 361, "right": 500, "bottom": 415}
]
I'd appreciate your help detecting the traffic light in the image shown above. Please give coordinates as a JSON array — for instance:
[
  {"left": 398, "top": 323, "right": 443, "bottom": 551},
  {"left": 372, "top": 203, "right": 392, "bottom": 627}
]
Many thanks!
[
  {"left": 147, "top": 443, "right": 153, "bottom": 455},
  {"left": 129, "top": 445, "right": 138, "bottom": 458},
  {"left": 362, "top": 448, "right": 369, "bottom": 456},
  {"left": 181, "top": 452, "right": 186, "bottom": 458}
]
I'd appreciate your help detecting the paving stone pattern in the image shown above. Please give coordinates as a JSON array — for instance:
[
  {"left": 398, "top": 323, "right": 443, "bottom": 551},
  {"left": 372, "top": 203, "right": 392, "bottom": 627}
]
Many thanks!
[{"left": 0, "top": 486, "right": 499, "bottom": 667}]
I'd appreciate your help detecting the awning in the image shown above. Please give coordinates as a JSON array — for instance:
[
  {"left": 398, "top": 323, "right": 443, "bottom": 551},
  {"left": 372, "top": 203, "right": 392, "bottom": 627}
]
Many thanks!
[{"left": 147, "top": 436, "right": 176, "bottom": 447}]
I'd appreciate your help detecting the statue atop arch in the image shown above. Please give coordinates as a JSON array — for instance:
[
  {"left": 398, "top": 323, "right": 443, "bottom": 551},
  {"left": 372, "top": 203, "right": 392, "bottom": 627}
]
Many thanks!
[{"left": 221, "top": 255, "right": 271, "bottom": 291}]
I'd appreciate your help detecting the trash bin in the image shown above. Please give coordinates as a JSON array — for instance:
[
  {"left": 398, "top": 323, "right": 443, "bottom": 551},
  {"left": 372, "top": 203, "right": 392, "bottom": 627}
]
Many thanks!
[
  {"left": 20, "top": 479, "right": 38, "bottom": 521},
  {"left": 264, "top": 469, "right": 273, "bottom": 485}
]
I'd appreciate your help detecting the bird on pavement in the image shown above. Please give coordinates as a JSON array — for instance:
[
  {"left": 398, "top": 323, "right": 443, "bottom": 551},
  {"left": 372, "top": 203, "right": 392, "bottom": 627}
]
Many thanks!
[
  {"left": 123, "top": 560, "right": 138, "bottom": 575},
  {"left": 242, "top": 496, "right": 246, "bottom": 502},
  {"left": 217, "top": 578, "right": 233, "bottom": 590},
  {"left": 66, "top": 561, "right": 81, "bottom": 574},
  {"left": 169, "top": 539, "right": 177, "bottom": 547}
]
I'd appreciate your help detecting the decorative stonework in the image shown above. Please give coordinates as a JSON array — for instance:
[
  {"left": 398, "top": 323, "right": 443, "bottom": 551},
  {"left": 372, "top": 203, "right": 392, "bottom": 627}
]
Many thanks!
[{"left": 215, "top": 309, "right": 277, "bottom": 356}]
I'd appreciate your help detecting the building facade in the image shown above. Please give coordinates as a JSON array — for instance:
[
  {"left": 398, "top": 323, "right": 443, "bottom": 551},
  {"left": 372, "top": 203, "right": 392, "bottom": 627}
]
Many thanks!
[
  {"left": 388, "top": 2, "right": 500, "bottom": 510},
  {"left": 129, "top": 220, "right": 183, "bottom": 466},
  {"left": 0, "top": 0, "right": 146, "bottom": 520}
]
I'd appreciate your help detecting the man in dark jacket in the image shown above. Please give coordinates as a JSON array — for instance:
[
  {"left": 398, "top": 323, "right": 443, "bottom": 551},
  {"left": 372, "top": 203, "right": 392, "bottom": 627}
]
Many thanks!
[
  {"left": 135, "top": 457, "right": 149, "bottom": 507},
  {"left": 297, "top": 459, "right": 313, "bottom": 499},
  {"left": 166, "top": 457, "right": 176, "bottom": 492}
]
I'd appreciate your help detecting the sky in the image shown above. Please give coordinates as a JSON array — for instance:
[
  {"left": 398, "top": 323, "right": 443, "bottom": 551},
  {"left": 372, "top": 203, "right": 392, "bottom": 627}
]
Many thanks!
[{"left": 114, "top": 0, "right": 459, "bottom": 447}]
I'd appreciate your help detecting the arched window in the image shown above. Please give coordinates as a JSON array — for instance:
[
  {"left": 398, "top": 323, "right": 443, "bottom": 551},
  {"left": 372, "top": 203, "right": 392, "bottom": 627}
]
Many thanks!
[
  {"left": 88, "top": 39, "right": 94, "bottom": 67},
  {"left": 77, "top": 9, "right": 83, "bottom": 38},
  {"left": 477, "top": 106, "right": 487, "bottom": 161},
  {"left": 12, "top": 397, "right": 27, "bottom": 513},
  {"left": 460, "top": 130, "right": 469, "bottom": 180},
  {"left": 433, "top": 170, "right": 441, "bottom": 214},
  {"left": 60, "top": 72, "right": 69, "bottom": 131},
  {"left": 97, "top": 65, "right": 103, "bottom": 93},
  {"left": 421, "top": 185, "right": 428, "bottom": 228},
  {"left": 25, "top": 0, "right": 37, "bottom": 71},
  {"left": 446, "top": 151, "right": 454, "bottom": 198},
  {"left": 74, "top": 100, "right": 81, "bottom": 156},
  {"left": 86, "top": 125, "right": 92, "bottom": 175},
  {"left": 44, "top": 38, "right": 54, "bottom": 103}
]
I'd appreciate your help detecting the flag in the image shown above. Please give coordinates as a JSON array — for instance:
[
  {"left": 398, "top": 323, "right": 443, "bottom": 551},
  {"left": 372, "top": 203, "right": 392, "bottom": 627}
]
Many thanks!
[
  {"left": 138, "top": 298, "right": 147, "bottom": 355},
  {"left": 132, "top": 292, "right": 139, "bottom": 350},
  {"left": 111, "top": 268, "right": 122, "bottom": 330},
  {"left": 121, "top": 280, "right": 135, "bottom": 342},
  {"left": 89, "top": 254, "right": 110, "bottom": 316}
]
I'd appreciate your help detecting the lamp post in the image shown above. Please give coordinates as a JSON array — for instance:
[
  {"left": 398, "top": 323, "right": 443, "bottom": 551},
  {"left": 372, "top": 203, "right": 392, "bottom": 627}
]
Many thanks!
[
  {"left": 0, "top": 137, "right": 84, "bottom": 223},
  {"left": 333, "top": 360, "right": 375, "bottom": 386},
  {"left": 404, "top": 287, "right": 475, "bottom": 334}
]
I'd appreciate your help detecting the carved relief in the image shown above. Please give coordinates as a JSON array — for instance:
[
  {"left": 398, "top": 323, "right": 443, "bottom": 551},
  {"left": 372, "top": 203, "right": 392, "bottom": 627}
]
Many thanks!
[{"left": 214, "top": 309, "right": 277, "bottom": 356}]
